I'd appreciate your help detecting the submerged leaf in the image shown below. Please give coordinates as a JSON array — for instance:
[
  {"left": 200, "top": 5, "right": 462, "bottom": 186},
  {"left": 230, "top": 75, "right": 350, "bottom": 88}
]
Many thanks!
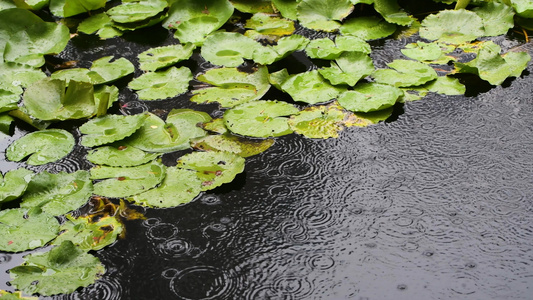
[
  {"left": 87, "top": 145, "right": 160, "bottom": 167},
  {"left": 373, "top": 59, "right": 438, "bottom": 87},
  {"left": 80, "top": 113, "right": 148, "bottom": 147},
  {"left": 420, "top": 9, "right": 484, "bottom": 44},
  {"left": 0, "top": 168, "right": 34, "bottom": 204},
  {"left": 340, "top": 16, "right": 396, "bottom": 40},
  {"left": 138, "top": 44, "right": 195, "bottom": 71},
  {"left": 129, "top": 67, "right": 192, "bottom": 100},
  {"left": 337, "top": 83, "right": 402, "bottom": 112},
  {"left": 319, "top": 51, "right": 374, "bottom": 86},
  {"left": 297, "top": 0, "right": 354, "bottom": 32},
  {"left": 0, "top": 208, "right": 59, "bottom": 252},
  {"left": 192, "top": 134, "right": 275, "bottom": 157},
  {"left": 289, "top": 104, "right": 349, "bottom": 139},
  {"left": 6, "top": 129, "right": 75, "bottom": 165},
  {"left": 52, "top": 214, "right": 123, "bottom": 250},
  {"left": 201, "top": 32, "right": 261, "bottom": 67},
  {"left": 278, "top": 70, "right": 347, "bottom": 104}
]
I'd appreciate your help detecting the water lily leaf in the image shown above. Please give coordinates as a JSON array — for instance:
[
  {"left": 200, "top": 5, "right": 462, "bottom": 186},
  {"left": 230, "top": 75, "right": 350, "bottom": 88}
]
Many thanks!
[
  {"left": 425, "top": 76, "right": 465, "bottom": 95},
  {"left": 0, "top": 8, "right": 69, "bottom": 67},
  {"left": 91, "top": 160, "right": 165, "bottom": 198},
  {"left": 0, "top": 113, "right": 13, "bottom": 135},
  {"left": 0, "top": 168, "right": 34, "bottom": 204},
  {"left": 473, "top": 1, "right": 514, "bottom": 37},
  {"left": 112, "top": 11, "right": 168, "bottom": 32},
  {"left": 77, "top": 13, "right": 123, "bottom": 39},
  {"left": 87, "top": 145, "right": 160, "bottom": 167},
  {"left": 166, "top": 109, "right": 212, "bottom": 140},
  {"left": 163, "top": 0, "right": 233, "bottom": 45},
  {"left": 0, "top": 208, "right": 59, "bottom": 252},
  {"left": 401, "top": 42, "right": 455, "bottom": 64},
  {"left": 107, "top": 0, "right": 168, "bottom": 23},
  {"left": 372, "top": 59, "right": 438, "bottom": 87},
  {"left": 305, "top": 36, "right": 371, "bottom": 60},
  {"left": 94, "top": 85, "right": 119, "bottom": 115},
  {"left": 339, "top": 16, "right": 396, "bottom": 40},
  {"left": 338, "top": 82, "right": 402, "bottom": 112},
  {"left": 124, "top": 113, "right": 187, "bottom": 152},
  {"left": 192, "top": 134, "right": 275, "bottom": 157},
  {"left": 201, "top": 118, "right": 228, "bottom": 134},
  {"left": 245, "top": 12, "right": 295, "bottom": 41},
  {"left": 176, "top": 151, "right": 245, "bottom": 191},
  {"left": 21, "top": 171, "right": 93, "bottom": 216},
  {"left": 420, "top": 9, "right": 484, "bottom": 44},
  {"left": 0, "top": 290, "right": 37, "bottom": 300},
  {"left": 252, "top": 34, "right": 309, "bottom": 64},
  {"left": 192, "top": 65, "right": 270, "bottom": 107},
  {"left": 344, "top": 107, "right": 394, "bottom": 127},
  {"left": 289, "top": 104, "right": 349, "bottom": 139},
  {"left": 201, "top": 32, "right": 261, "bottom": 67},
  {"left": 319, "top": 51, "right": 374, "bottom": 86},
  {"left": 49, "top": 0, "right": 106, "bottom": 17},
  {"left": 0, "top": 90, "right": 19, "bottom": 113},
  {"left": 223, "top": 100, "right": 299, "bottom": 137},
  {"left": 504, "top": 51, "right": 531, "bottom": 78},
  {"left": 23, "top": 79, "right": 95, "bottom": 121},
  {"left": 272, "top": 0, "right": 298, "bottom": 20},
  {"left": 138, "top": 43, "right": 196, "bottom": 71},
  {"left": 6, "top": 129, "right": 75, "bottom": 165},
  {"left": 373, "top": 0, "right": 415, "bottom": 26},
  {"left": 52, "top": 215, "right": 123, "bottom": 251},
  {"left": 230, "top": 0, "right": 274, "bottom": 13},
  {"left": 0, "top": 62, "right": 46, "bottom": 90},
  {"left": 400, "top": 87, "right": 429, "bottom": 101},
  {"left": 297, "top": 0, "right": 354, "bottom": 32},
  {"left": 130, "top": 167, "right": 202, "bottom": 208},
  {"left": 278, "top": 70, "right": 347, "bottom": 104},
  {"left": 87, "top": 56, "right": 135, "bottom": 84},
  {"left": 128, "top": 67, "right": 192, "bottom": 100},
  {"left": 9, "top": 241, "right": 105, "bottom": 296},
  {"left": 80, "top": 113, "right": 148, "bottom": 147},
  {"left": 510, "top": 0, "right": 533, "bottom": 18}
]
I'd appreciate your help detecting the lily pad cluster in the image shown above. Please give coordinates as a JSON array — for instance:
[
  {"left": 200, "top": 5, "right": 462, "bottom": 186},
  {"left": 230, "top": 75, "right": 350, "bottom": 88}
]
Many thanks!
[{"left": 0, "top": 0, "right": 532, "bottom": 298}]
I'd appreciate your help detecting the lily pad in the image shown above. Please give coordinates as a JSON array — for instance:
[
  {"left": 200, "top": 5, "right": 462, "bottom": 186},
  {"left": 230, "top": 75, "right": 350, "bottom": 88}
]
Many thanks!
[
  {"left": 191, "top": 66, "right": 270, "bottom": 107},
  {"left": 49, "top": 0, "right": 106, "bottom": 17},
  {"left": 87, "top": 145, "right": 160, "bottom": 167},
  {"left": 231, "top": 0, "right": 274, "bottom": 13},
  {"left": 245, "top": 12, "right": 295, "bottom": 41},
  {"left": 6, "top": 129, "right": 75, "bottom": 166},
  {"left": 297, "top": 0, "right": 354, "bottom": 32},
  {"left": 345, "top": 107, "right": 394, "bottom": 127},
  {"left": 420, "top": 9, "right": 484, "bottom": 44},
  {"left": 130, "top": 167, "right": 202, "bottom": 208},
  {"left": 289, "top": 104, "right": 349, "bottom": 139},
  {"left": 510, "top": 0, "right": 533, "bottom": 18},
  {"left": 339, "top": 16, "right": 396, "bottom": 40},
  {"left": 9, "top": 241, "right": 105, "bottom": 296},
  {"left": 192, "top": 134, "right": 275, "bottom": 157},
  {"left": 0, "top": 208, "right": 59, "bottom": 252},
  {"left": 272, "top": 0, "right": 298, "bottom": 19},
  {"left": 337, "top": 82, "right": 402, "bottom": 112},
  {"left": 166, "top": 109, "right": 212, "bottom": 140},
  {"left": 0, "top": 168, "right": 34, "bottom": 204},
  {"left": 0, "top": 290, "right": 37, "bottom": 300},
  {"left": 124, "top": 113, "right": 187, "bottom": 152},
  {"left": 201, "top": 118, "right": 228, "bottom": 134},
  {"left": 51, "top": 56, "right": 135, "bottom": 85},
  {"left": 401, "top": 42, "right": 455, "bottom": 64},
  {"left": 201, "top": 32, "right": 261, "bottom": 67},
  {"left": 52, "top": 214, "right": 123, "bottom": 250},
  {"left": 0, "top": 113, "right": 13, "bottom": 135},
  {"left": 129, "top": 67, "right": 192, "bottom": 100},
  {"left": 373, "top": 0, "right": 415, "bottom": 26},
  {"left": 94, "top": 85, "right": 119, "bottom": 116},
  {"left": 278, "top": 70, "right": 347, "bottom": 104},
  {"left": 21, "top": 170, "right": 93, "bottom": 216},
  {"left": 372, "top": 59, "right": 438, "bottom": 87},
  {"left": 319, "top": 51, "right": 374, "bottom": 86},
  {"left": 473, "top": 1, "right": 514, "bottom": 37},
  {"left": 176, "top": 151, "right": 245, "bottom": 191},
  {"left": 252, "top": 34, "right": 309, "bottom": 65},
  {"left": 77, "top": 13, "right": 123, "bottom": 39},
  {"left": 223, "top": 100, "right": 299, "bottom": 137},
  {"left": 80, "top": 113, "right": 148, "bottom": 147},
  {"left": 0, "top": 62, "right": 47, "bottom": 92},
  {"left": 91, "top": 160, "right": 166, "bottom": 198},
  {"left": 107, "top": 0, "right": 168, "bottom": 23},
  {"left": 425, "top": 76, "right": 465, "bottom": 95},
  {"left": 305, "top": 36, "right": 371, "bottom": 60},
  {"left": 138, "top": 44, "right": 195, "bottom": 71}
]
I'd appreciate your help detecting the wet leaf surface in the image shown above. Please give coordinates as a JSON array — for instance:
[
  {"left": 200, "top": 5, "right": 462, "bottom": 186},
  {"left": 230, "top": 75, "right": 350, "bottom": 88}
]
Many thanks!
[
  {"left": 0, "top": 208, "right": 59, "bottom": 252},
  {"left": 0, "top": 169, "right": 34, "bottom": 205},
  {"left": 87, "top": 145, "right": 160, "bottom": 167},
  {"left": 6, "top": 129, "right": 75, "bottom": 165}
]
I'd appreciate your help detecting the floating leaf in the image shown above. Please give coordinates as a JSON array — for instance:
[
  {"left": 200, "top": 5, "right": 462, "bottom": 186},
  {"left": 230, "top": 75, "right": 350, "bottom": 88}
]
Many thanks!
[
  {"left": 201, "top": 118, "right": 228, "bottom": 134},
  {"left": 191, "top": 66, "right": 270, "bottom": 107},
  {"left": 289, "top": 104, "right": 349, "bottom": 139},
  {"left": 130, "top": 167, "right": 202, "bottom": 208},
  {"left": 52, "top": 56, "right": 134, "bottom": 85},
  {"left": 21, "top": 171, "right": 93, "bottom": 216},
  {"left": 94, "top": 85, "right": 119, "bottom": 115},
  {"left": 252, "top": 34, "right": 309, "bottom": 65},
  {"left": 77, "top": 13, "right": 123, "bottom": 39},
  {"left": 0, "top": 62, "right": 47, "bottom": 92},
  {"left": 176, "top": 151, "right": 245, "bottom": 191},
  {"left": 0, "top": 208, "right": 59, "bottom": 252},
  {"left": 340, "top": 16, "right": 396, "bottom": 40},
  {"left": 107, "top": 0, "right": 168, "bottom": 23},
  {"left": 192, "top": 134, "right": 275, "bottom": 157},
  {"left": 0, "top": 168, "right": 34, "bottom": 204},
  {"left": 201, "top": 32, "right": 261, "bottom": 67},
  {"left": 87, "top": 145, "right": 160, "bottom": 167},
  {"left": 52, "top": 215, "right": 123, "bottom": 250},
  {"left": 138, "top": 44, "right": 195, "bottom": 71},
  {"left": 224, "top": 100, "right": 299, "bottom": 137},
  {"left": 231, "top": 0, "right": 274, "bottom": 13},
  {"left": 49, "top": 0, "right": 106, "bottom": 17},
  {"left": 9, "top": 241, "right": 105, "bottom": 296},
  {"left": 510, "top": 0, "right": 533, "bottom": 18},
  {"left": 124, "top": 113, "right": 188, "bottom": 152},
  {"left": 245, "top": 12, "right": 295, "bottom": 41},
  {"left": 0, "top": 290, "right": 37, "bottom": 300},
  {"left": 372, "top": 59, "right": 438, "bottom": 87},
  {"left": 0, "top": 113, "right": 14, "bottom": 135},
  {"left": 91, "top": 160, "right": 166, "bottom": 198},
  {"left": 128, "top": 67, "right": 192, "bottom": 100},
  {"left": 319, "top": 51, "right": 374, "bottom": 86},
  {"left": 297, "top": 0, "right": 354, "bottom": 32},
  {"left": 338, "top": 82, "right": 402, "bottom": 112},
  {"left": 278, "top": 70, "right": 347, "bottom": 104},
  {"left": 6, "top": 129, "right": 75, "bottom": 165},
  {"left": 166, "top": 109, "right": 212, "bottom": 140},
  {"left": 373, "top": 0, "right": 415, "bottom": 26},
  {"left": 420, "top": 9, "right": 484, "bottom": 44},
  {"left": 425, "top": 76, "right": 465, "bottom": 95},
  {"left": 305, "top": 36, "right": 371, "bottom": 60},
  {"left": 401, "top": 42, "right": 455, "bottom": 64},
  {"left": 473, "top": 1, "right": 514, "bottom": 37},
  {"left": 400, "top": 87, "right": 429, "bottom": 102},
  {"left": 80, "top": 113, "right": 148, "bottom": 147}
]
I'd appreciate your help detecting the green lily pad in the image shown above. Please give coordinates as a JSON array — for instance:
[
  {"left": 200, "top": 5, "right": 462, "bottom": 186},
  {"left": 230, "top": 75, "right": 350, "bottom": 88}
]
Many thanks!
[
  {"left": 245, "top": 12, "right": 295, "bottom": 41},
  {"left": 373, "top": 0, "right": 415, "bottom": 26},
  {"left": 420, "top": 9, "right": 484, "bottom": 44},
  {"left": 473, "top": 1, "right": 514, "bottom": 37},
  {"left": 289, "top": 104, "right": 349, "bottom": 139},
  {"left": 166, "top": 109, "right": 212, "bottom": 140},
  {"left": 0, "top": 290, "right": 37, "bottom": 300},
  {"left": 87, "top": 145, "right": 160, "bottom": 167},
  {"left": 305, "top": 36, "right": 371, "bottom": 60},
  {"left": 338, "top": 82, "right": 402, "bottom": 112},
  {"left": 278, "top": 70, "right": 347, "bottom": 104},
  {"left": 0, "top": 62, "right": 47, "bottom": 92},
  {"left": 201, "top": 118, "right": 228, "bottom": 134},
  {"left": 9, "top": 241, "right": 105, "bottom": 296},
  {"left": 252, "top": 34, "right": 309, "bottom": 65},
  {"left": 176, "top": 151, "right": 245, "bottom": 191},
  {"left": 272, "top": 0, "right": 298, "bottom": 19},
  {"left": 0, "top": 9, "right": 69, "bottom": 67},
  {"left": 124, "top": 113, "right": 187, "bottom": 152},
  {"left": 0, "top": 208, "right": 59, "bottom": 252},
  {"left": 201, "top": 32, "right": 261, "bottom": 67},
  {"left": 6, "top": 129, "right": 75, "bottom": 165},
  {"left": 130, "top": 167, "right": 202, "bottom": 208},
  {"left": 372, "top": 59, "right": 438, "bottom": 87},
  {"left": 21, "top": 170, "right": 93, "bottom": 216},
  {"left": 138, "top": 43, "right": 196, "bottom": 71},
  {"left": 319, "top": 51, "right": 374, "bottom": 86},
  {"left": 77, "top": 13, "right": 123, "bottom": 39},
  {"left": 345, "top": 107, "right": 394, "bottom": 127},
  {"left": 191, "top": 66, "right": 270, "bottom": 107},
  {"left": 191, "top": 134, "right": 275, "bottom": 157},
  {"left": 80, "top": 113, "right": 148, "bottom": 147},
  {"left": 339, "top": 16, "right": 397, "bottom": 40},
  {"left": 0, "top": 113, "right": 13, "bottom": 135},
  {"left": 223, "top": 100, "right": 299, "bottom": 137},
  {"left": 49, "top": 0, "right": 106, "bottom": 17},
  {"left": 0, "top": 90, "right": 19, "bottom": 113},
  {"left": 52, "top": 56, "right": 135, "bottom": 85},
  {"left": 400, "top": 86, "right": 429, "bottom": 102},
  {"left": 504, "top": 51, "right": 532, "bottom": 78},
  {"left": 52, "top": 214, "right": 123, "bottom": 251},
  {"left": 231, "top": 0, "right": 274, "bottom": 13},
  {"left": 128, "top": 67, "right": 192, "bottom": 100},
  {"left": 94, "top": 85, "right": 119, "bottom": 116},
  {"left": 297, "top": 0, "right": 354, "bottom": 32},
  {"left": 164, "top": 0, "right": 234, "bottom": 45},
  {"left": 510, "top": 0, "right": 533, "bottom": 18},
  {"left": 91, "top": 160, "right": 166, "bottom": 198},
  {"left": 425, "top": 76, "right": 465, "bottom": 95},
  {"left": 0, "top": 168, "right": 34, "bottom": 204},
  {"left": 401, "top": 42, "right": 456, "bottom": 64},
  {"left": 107, "top": 0, "right": 168, "bottom": 23}
]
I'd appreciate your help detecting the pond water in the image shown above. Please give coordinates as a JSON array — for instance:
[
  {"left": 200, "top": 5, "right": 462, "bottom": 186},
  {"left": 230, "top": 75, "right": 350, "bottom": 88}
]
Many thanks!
[{"left": 1, "top": 28, "right": 533, "bottom": 300}]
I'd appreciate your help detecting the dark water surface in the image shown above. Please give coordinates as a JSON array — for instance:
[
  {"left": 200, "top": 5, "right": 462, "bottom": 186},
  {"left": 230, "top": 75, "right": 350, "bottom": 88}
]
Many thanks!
[{"left": 1, "top": 30, "right": 533, "bottom": 299}]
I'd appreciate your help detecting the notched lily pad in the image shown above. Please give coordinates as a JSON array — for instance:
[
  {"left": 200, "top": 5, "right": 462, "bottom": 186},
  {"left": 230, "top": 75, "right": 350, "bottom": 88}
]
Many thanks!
[
  {"left": 0, "top": 168, "right": 34, "bottom": 204},
  {"left": 305, "top": 36, "right": 371, "bottom": 60},
  {"left": 192, "top": 134, "right": 275, "bottom": 157},
  {"left": 372, "top": 59, "right": 438, "bottom": 87},
  {"left": 87, "top": 145, "right": 160, "bottom": 167},
  {"left": 420, "top": 9, "right": 484, "bottom": 44},
  {"left": 297, "top": 0, "right": 354, "bottom": 32},
  {"left": 401, "top": 42, "right": 456, "bottom": 64},
  {"left": 245, "top": 12, "right": 295, "bottom": 41},
  {"left": 289, "top": 104, "right": 349, "bottom": 139},
  {"left": 6, "top": 129, "right": 75, "bottom": 165},
  {"left": 52, "top": 214, "right": 123, "bottom": 250},
  {"left": 129, "top": 67, "right": 192, "bottom": 100},
  {"left": 138, "top": 44, "right": 195, "bottom": 71},
  {"left": 277, "top": 70, "right": 347, "bottom": 104},
  {"left": 0, "top": 208, "right": 59, "bottom": 252},
  {"left": 425, "top": 76, "right": 465, "bottom": 95},
  {"left": 52, "top": 56, "right": 135, "bottom": 85},
  {"left": 80, "top": 113, "right": 148, "bottom": 147},
  {"left": 201, "top": 32, "right": 261, "bottom": 67},
  {"left": 253, "top": 34, "right": 309, "bottom": 65},
  {"left": 319, "top": 51, "right": 374, "bottom": 86},
  {"left": 340, "top": 16, "right": 396, "bottom": 40},
  {"left": 337, "top": 83, "right": 402, "bottom": 113},
  {"left": 77, "top": 13, "right": 123, "bottom": 39}
]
